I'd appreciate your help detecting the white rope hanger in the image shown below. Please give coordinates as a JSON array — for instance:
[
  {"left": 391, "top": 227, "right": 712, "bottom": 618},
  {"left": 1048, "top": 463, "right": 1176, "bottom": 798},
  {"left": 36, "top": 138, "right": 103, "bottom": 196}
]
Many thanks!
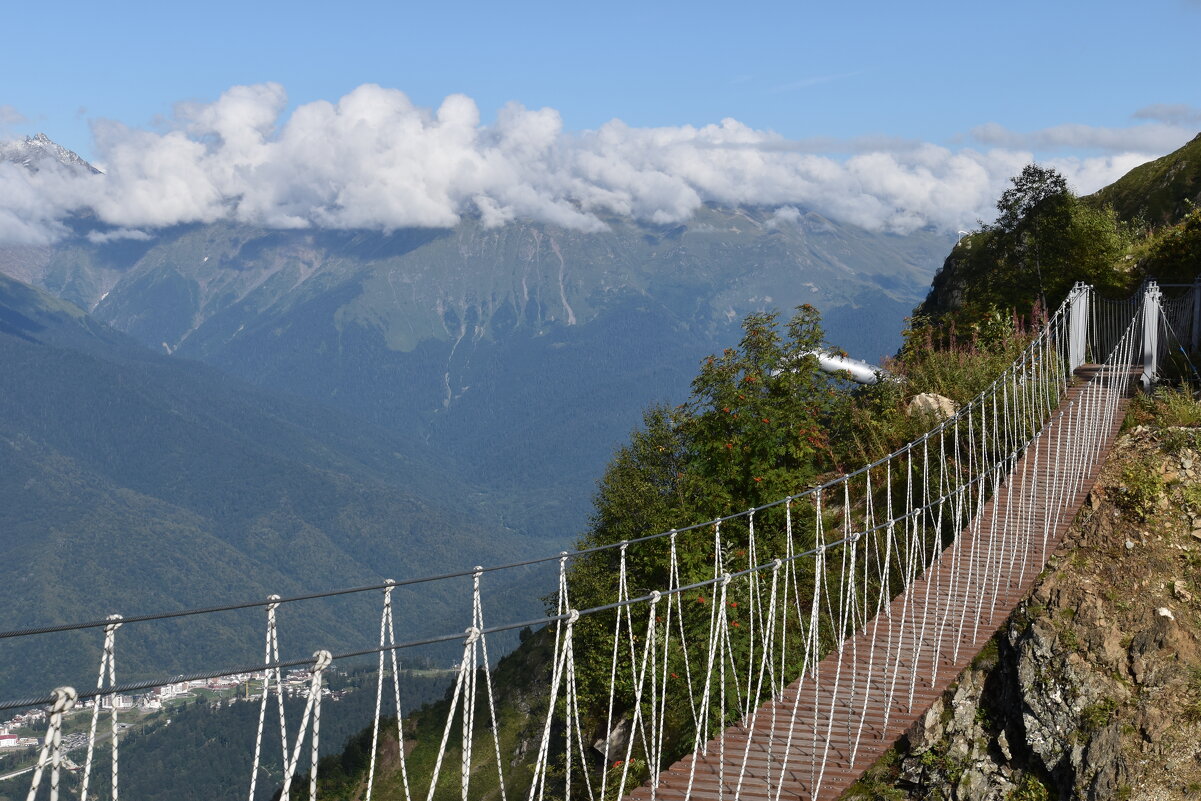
[
  {"left": 365, "top": 580, "right": 413, "bottom": 801},
  {"left": 249, "top": 596, "right": 288, "bottom": 801},
  {"left": 25, "top": 687, "right": 77, "bottom": 801},
  {"left": 278, "top": 650, "right": 334, "bottom": 801},
  {"left": 81, "top": 614, "right": 122, "bottom": 801}
]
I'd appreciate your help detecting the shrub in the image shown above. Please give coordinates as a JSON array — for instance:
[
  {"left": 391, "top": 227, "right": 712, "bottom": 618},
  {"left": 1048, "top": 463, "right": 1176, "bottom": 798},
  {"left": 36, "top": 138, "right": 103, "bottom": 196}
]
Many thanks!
[
  {"left": 1151, "top": 386, "right": 1201, "bottom": 428},
  {"left": 1007, "top": 774, "right": 1051, "bottom": 801},
  {"left": 1112, "top": 461, "right": 1164, "bottom": 521},
  {"left": 1079, "top": 697, "right": 1118, "bottom": 733}
]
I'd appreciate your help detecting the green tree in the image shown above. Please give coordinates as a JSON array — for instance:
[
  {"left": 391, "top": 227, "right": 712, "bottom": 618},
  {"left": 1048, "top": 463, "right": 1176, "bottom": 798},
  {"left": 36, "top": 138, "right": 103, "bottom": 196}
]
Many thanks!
[
  {"left": 1141, "top": 206, "right": 1201, "bottom": 283},
  {"left": 679, "top": 305, "right": 836, "bottom": 514},
  {"left": 995, "top": 164, "right": 1069, "bottom": 233},
  {"left": 922, "top": 165, "right": 1130, "bottom": 323},
  {"left": 993, "top": 164, "right": 1074, "bottom": 308},
  {"left": 564, "top": 305, "right": 844, "bottom": 761},
  {"left": 579, "top": 304, "right": 838, "bottom": 561}
]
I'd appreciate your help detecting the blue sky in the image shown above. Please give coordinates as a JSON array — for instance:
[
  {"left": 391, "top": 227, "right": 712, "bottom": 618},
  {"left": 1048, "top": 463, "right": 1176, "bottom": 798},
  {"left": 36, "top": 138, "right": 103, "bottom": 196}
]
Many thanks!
[
  {"left": 5, "top": 0, "right": 1198, "bottom": 158},
  {"left": 2, "top": 0, "right": 1199, "bottom": 244}
]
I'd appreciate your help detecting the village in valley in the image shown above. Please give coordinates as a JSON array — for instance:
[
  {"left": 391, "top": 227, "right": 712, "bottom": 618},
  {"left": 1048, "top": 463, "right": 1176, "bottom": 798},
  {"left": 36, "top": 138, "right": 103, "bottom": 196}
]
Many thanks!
[{"left": 0, "top": 666, "right": 344, "bottom": 767}]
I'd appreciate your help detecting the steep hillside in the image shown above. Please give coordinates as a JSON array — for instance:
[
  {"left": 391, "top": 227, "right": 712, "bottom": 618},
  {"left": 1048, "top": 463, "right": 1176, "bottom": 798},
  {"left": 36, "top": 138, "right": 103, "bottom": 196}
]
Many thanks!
[
  {"left": 1086, "top": 132, "right": 1201, "bottom": 228},
  {"left": 0, "top": 273, "right": 546, "bottom": 699}
]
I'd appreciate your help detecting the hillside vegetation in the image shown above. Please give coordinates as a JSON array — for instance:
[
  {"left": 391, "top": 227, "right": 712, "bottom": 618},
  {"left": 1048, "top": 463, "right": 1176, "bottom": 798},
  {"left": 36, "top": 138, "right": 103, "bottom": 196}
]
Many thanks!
[
  {"left": 921, "top": 132, "right": 1201, "bottom": 330},
  {"left": 1088, "top": 132, "right": 1201, "bottom": 228}
]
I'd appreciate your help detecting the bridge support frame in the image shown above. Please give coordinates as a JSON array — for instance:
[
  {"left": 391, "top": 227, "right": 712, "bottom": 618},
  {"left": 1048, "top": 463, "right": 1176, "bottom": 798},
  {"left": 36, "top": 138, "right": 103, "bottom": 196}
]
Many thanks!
[
  {"left": 1142, "top": 281, "right": 1162, "bottom": 390},
  {"left": 1068, "top": 282, "right": 1089, "bottom": 371}
]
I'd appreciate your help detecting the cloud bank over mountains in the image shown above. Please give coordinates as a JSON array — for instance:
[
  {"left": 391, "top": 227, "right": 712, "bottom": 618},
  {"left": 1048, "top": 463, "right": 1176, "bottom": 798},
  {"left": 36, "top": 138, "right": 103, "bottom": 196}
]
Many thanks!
[{"left": 0, "top": 83, "right": 1194, "bottom": 246}]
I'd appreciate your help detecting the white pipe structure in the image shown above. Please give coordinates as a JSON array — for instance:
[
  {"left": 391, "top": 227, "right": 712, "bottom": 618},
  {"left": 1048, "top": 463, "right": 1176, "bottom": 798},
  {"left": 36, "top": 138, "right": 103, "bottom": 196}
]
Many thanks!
[{"left": 776, "top": 350, "right": 889, "bottom": 384}]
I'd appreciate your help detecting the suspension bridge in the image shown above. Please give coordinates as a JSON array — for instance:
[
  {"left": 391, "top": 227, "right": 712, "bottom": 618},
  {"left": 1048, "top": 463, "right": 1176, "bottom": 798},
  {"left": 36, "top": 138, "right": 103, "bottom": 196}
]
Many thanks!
[{"left": 3, "top": 279, "right": 1200, "bottom": 801}]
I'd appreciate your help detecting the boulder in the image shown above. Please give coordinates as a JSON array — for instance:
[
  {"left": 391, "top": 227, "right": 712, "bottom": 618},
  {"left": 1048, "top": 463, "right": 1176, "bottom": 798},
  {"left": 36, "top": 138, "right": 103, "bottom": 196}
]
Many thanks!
[{"left": 907, "top": 393, "right": 958, "bottom": 420}]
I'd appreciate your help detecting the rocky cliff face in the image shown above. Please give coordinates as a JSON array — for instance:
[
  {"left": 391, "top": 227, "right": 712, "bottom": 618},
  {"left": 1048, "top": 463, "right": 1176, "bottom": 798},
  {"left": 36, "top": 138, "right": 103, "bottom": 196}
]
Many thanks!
[{"left": 850, "top": 399, "right": 1201, "bottom": 801}]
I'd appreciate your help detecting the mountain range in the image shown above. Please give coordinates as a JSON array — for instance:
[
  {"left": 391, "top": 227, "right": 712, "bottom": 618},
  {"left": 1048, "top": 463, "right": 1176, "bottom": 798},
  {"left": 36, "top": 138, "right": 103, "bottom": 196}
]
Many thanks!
[
  {"left": 0, "top": 134, "right": 952, "bottom": 696},
  {"left": 0, "top": 137, "right": 953, "bottom": 541}
]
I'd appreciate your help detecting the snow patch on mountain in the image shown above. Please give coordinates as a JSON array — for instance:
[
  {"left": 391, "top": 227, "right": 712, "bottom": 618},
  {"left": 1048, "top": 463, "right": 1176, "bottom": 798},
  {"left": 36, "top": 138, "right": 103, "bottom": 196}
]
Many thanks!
[{"left": 0, "top": 133, "right": 100, "bottom": 174}]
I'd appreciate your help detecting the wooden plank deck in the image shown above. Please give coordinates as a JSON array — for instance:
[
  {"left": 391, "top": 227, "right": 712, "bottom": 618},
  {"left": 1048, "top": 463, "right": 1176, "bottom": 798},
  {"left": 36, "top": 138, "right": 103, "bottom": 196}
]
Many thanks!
[{"left": 627, "top": 366, "right": 1133, "bottom": 801}]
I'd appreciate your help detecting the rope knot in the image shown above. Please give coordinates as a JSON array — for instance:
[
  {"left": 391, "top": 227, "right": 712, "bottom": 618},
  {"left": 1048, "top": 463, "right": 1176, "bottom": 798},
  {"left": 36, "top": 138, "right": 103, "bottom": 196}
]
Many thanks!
[
  {"left": 619, "top": 540, "right": 629, "bottom": 554},
  {"left": 721, "top": 572, "right": 733, "bottom": 587},
  {"left": 266, "top": 594, "right": 281, "bottom": 612},
  {"left": 464, "top": 626, "right": 481, "bottom": 645},
  {"left": 312, "top": 650, "right": 333, "bottom": 672},
  {"left": 772, "top": 558, "right": 783, "bottom": 571},
  {"left": 50, "top": 686, "right": 77, "bottom": 713},
  {"left": 567, "top": 609, "right": 580, "bottom": 624},
  {"left": 105, "top": 613, "right": 123, "bottom": 632},
  {"left": 649, "top": 590, "right": 662, "bottom": 605}
]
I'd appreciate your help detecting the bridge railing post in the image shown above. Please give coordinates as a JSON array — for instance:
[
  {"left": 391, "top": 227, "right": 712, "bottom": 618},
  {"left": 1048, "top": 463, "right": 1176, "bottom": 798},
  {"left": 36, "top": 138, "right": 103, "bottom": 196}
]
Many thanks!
[
  {"left": 1068, "top": 282, "right": 1090, "bottom": 371},
  {"left": 1142, "top": 281, "right": 1162, "bottom": 390},
  {"left": 1191, "top": 275, "right": 1200, "bottom": 353}
]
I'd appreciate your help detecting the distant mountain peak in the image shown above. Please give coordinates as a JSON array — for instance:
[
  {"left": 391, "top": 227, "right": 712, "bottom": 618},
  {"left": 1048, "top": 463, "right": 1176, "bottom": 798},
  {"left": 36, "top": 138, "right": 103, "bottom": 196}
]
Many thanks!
[{"left": 0, "top": 132, "right": 101, "bottom": 174}]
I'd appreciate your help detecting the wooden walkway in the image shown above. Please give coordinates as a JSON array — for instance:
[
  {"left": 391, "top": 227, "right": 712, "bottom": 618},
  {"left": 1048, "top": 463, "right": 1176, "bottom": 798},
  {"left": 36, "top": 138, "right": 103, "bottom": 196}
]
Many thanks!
[{"left": 628, "top": 366, "right": 1133, "bottom": 801}]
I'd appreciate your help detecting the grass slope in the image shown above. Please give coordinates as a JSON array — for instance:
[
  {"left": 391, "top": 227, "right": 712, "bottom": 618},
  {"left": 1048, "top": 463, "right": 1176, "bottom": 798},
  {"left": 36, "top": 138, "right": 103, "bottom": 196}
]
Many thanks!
[{"left": 1086, "top": 132, "right": 1201, "bottom": 228}]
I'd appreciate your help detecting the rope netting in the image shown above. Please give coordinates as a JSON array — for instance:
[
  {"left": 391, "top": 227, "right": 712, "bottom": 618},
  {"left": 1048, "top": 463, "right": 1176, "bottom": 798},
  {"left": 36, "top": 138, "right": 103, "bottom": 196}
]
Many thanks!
[{"left": 3, "top": 281, "right": 1172, "bottom": 801}]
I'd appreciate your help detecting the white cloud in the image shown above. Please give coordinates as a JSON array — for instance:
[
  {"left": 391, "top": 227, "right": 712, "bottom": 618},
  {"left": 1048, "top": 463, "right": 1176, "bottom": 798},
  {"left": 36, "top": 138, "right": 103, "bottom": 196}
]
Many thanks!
[
  {"left": 0, "top": 161, "right": 90, "bottom": 245},
  {"left": 765, "top": 206, "right": 802, "bottom": 228},
  {"left": 1132, "top": 103, "right": 1201, "bottom": 127},
  {"left": 1043, "top": 153, "right": 1159, "bottom": 196},
  {"left": 85, "top": 227, "right": 152, "bottom": 244},
  {"left": 969, "top": 120, "right": 1194, "bottom": 154},
  {"left": 0, "top": 84, "right": 1189, "bottom": 246},
  {"left": 0, "top": 105, "right": 25, "bottom": 131}
]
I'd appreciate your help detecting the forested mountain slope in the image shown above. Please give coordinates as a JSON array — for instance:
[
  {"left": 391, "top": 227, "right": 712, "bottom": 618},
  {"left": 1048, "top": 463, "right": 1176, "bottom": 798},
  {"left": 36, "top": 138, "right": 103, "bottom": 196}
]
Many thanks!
[
  {"left": 1086, "top": 132, "right": 1201, "bottom": 228},
  {"left": 0, "top": 273, "right": 544, "bottom": 698}
]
